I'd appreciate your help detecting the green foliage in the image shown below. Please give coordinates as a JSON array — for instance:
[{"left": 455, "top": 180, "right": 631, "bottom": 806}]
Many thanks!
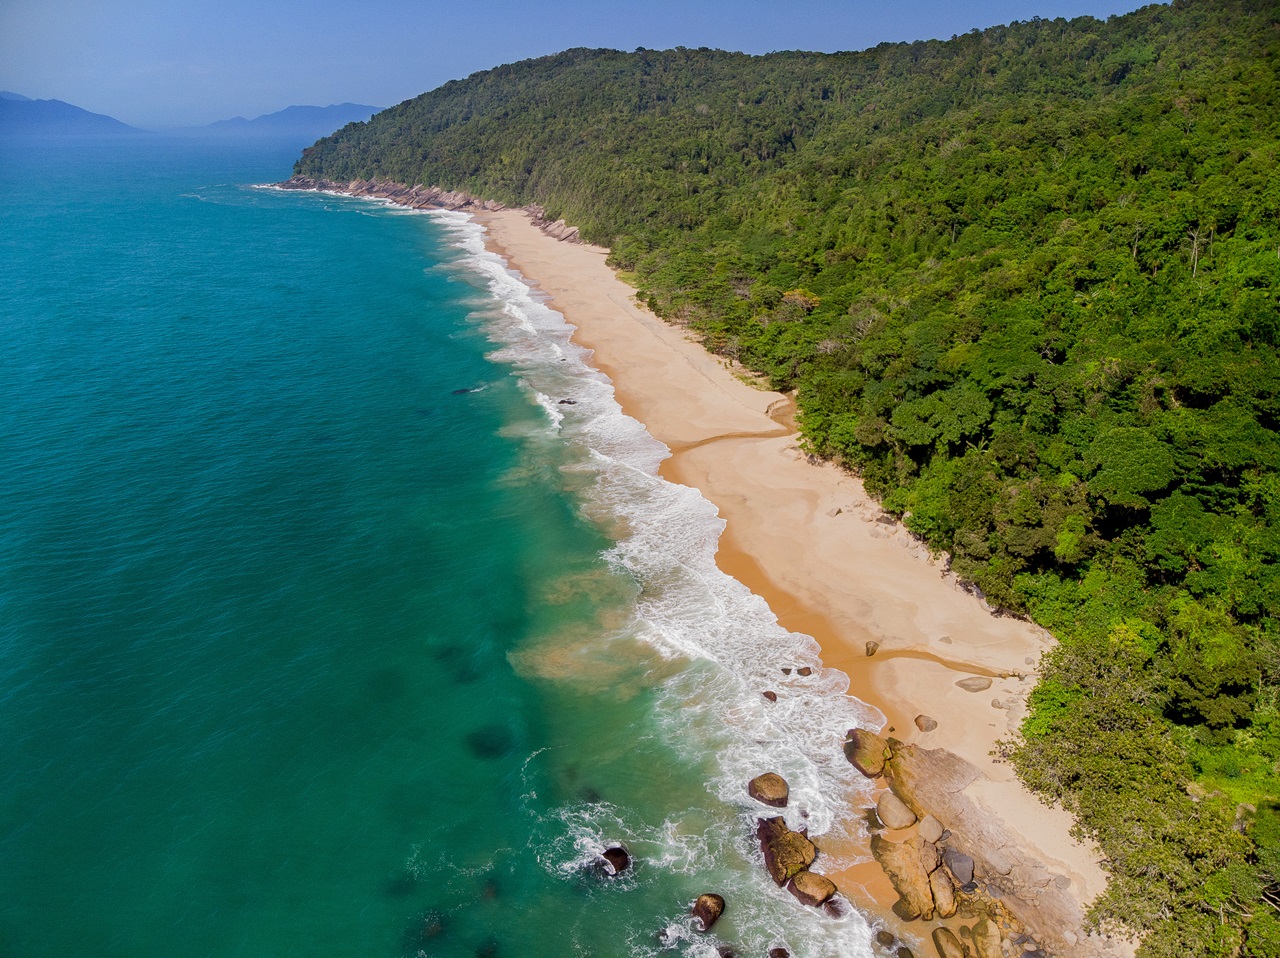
[{"left": 295, "top": 2, "right": 1280, "bottom": 952}]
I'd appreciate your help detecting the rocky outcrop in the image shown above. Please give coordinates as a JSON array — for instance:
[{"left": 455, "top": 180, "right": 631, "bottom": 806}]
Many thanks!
[
  {"left": 274, "top": 177, "right": 586, "bottom": 244},
  {"left": 843, "top": 727, "right": 889, "bottom": 777},
  {"left": 691, "top": 893, "right": 725, "bottom": 931},
  {"left": 883, "top": 739, "right": 1098, "bottom": 956},
  {"left": 757, "top": 817, "right": 818, "bottom": 885},
  {"left": 748, "top": 772, "right": 790, "bottom": 808},
  {"left": 871, "top": 834, "right": 937, "bottom": 920},
  {"left": 276, "top": 176, "right": 506, "bottom": 213}
]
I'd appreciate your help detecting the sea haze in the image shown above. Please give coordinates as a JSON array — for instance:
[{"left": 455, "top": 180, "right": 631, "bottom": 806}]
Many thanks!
[{"left": 0, "top": 134, "right": 877, "bottom": 957}]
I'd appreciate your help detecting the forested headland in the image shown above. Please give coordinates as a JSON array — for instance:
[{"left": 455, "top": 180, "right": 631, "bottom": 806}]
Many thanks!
[{"left": 294, "top": 2, "right": 1279, "bottom": 953}]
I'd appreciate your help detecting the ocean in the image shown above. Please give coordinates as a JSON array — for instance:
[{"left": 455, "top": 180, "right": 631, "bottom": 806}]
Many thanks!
[{"left": 0, "top": 134, "right": 879, "bottom": 958}]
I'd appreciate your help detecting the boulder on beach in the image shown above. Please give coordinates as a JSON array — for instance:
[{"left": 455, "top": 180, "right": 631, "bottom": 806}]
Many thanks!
[
  {"left": 918, "top": 814, "right": 944, "bottom": 843},
  {"left": 788, "top": 870, "right": 837, "bottom": 907},
  {"left": 866, "top": 640, "right": 880, "bottom": 656},
  {"left": 931, "top": 927, "right": 965, "bottom": 958},
  {"left": 843, "top": 728, "right": 890, "bottom": 777},
  {"left": 870, "top": 834, "right": 936, "bottom": 920},
  {"left": 913, "top": 714, "right": 938, "bottom": 732},
  {"left": 762, "top": 690, "right": 778, "bottom": 702},
  {"left": 929, "top": 867, "right": 957, "bottom": 918},
  {"left": 956, "top": 676, "right": 993, "bottom": 692},
  {"left": 748, "top": 772, "right": 790, "bottom": 807},
  {"left": 691, "top": 893, "right": 725, "bottom": 931},
  {"left": 757, "top": 817, "right": 818, "bottom": 885},
  {"left": 877, "top": 791, "right": 917, "bottom": 829},
  {"left": 942, "top": 847, "right": 974, "bottom": 885}
]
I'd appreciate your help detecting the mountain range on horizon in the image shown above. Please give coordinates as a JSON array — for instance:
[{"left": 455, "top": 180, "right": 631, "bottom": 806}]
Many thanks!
[
  {"left": 196, "top": 103, "right": 382, "bottom": 137},
  {"left": 0, "top": 93, "right": 382, "bottom": 139},
  {"left": 0, "top": 91, "right": 141, "bottom": 134}
]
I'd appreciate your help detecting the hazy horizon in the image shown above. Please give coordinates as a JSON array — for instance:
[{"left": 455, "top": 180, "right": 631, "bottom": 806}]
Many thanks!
[{"left": 1, "top": 0, "right": 1151, "bottom": 129}]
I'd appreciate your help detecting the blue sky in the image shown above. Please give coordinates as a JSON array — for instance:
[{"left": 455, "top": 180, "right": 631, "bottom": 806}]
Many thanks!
[{"left": 0, "top": 0, "right": 1151, "bottom": 128}]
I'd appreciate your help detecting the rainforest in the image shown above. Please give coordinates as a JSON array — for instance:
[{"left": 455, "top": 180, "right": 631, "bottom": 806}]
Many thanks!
[{"left": 295, "top": 2, "right": 1280, "bottom": 954}]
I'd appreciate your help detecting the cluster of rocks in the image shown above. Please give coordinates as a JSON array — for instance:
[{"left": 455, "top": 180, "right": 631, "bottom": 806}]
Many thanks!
[
  {"left": 278, "top": 177, "right": 593, "bottom": 245},
  {"left": 761, "top": 665, "right": 815, "bottom": 703},
  {"left": 845, "top": 728, "right": 1057, "bottom": 958},
  {"left": 591, "top": 843, "right": 788, "bottom": 957},
  {"left": 276, "top": 175, "right": 507, "bottom": 213},
  {"left": 524, "top": 204, "right": 582, "bottom": 243},
  {"left": 747, "top": 773, "right": 843, "bottom": 912}
]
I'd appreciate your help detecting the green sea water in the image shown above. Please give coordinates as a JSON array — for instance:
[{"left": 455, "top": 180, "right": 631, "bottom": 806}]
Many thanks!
[{"left": 0, "top": 135, "right": 880, "bottom": 958}]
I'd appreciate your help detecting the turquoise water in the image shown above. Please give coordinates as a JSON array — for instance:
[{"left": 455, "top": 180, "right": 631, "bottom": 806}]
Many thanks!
[{"left": 0, "top": 135, "right": 879, "bottom": 958}]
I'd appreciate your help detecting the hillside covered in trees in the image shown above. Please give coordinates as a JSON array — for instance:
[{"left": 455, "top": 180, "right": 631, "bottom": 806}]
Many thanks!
[{"left": 295, "top": 2, "right": 1280, "bottom": 954}]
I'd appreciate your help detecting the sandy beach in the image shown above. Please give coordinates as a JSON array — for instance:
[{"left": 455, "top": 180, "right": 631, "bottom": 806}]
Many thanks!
[{"left": 472, "top": 207, "right": 1115, "bottom": 954}]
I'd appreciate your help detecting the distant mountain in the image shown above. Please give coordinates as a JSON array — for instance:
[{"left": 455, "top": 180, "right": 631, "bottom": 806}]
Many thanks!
[
  {"left": 0, "top": 95, "right": 140, "bottom": 134},
  {"left": 199, "top": 103, "right": 382, "bottom": 139}
]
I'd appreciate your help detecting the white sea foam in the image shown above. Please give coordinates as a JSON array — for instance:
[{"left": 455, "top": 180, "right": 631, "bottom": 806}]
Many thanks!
[{"left": 426, "top": 209, "right": 879, "bottom": 958}]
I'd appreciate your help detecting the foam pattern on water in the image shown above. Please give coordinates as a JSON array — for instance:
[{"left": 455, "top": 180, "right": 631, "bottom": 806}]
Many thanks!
[{"left": 427, "top": 211, "right": 881, "bottom": 958}]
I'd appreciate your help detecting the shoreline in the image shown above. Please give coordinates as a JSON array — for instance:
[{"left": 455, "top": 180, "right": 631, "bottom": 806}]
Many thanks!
[
  {"left": 277, "top": 178, "right": 1125, "bottom": 957},
  {"left": 470, "top": 206, "right": 1120, "bottom": 957}
]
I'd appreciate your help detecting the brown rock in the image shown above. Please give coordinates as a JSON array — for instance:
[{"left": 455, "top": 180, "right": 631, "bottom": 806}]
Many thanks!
[
  {"left": 877, "top": 791, "right": 917, "bottom": 829},
  {"left": 929, "top": 867, "right": 957, "bottom": 918},
  {"left": 884, "top": 741, "right": 1091, "bottom": 954},
  {"left": 918, "top": 814, "right": 944, "bottom": 843},
  {"left": 788, "top": 870, "right": 837, "bottom": 907},
  {"left": 796, "top": 666, "right": 813, "bottom": 676},
  {"left": 972, "top": 918, "right": 1003, "bottom": 958},
  {"left": 870, "top": 834, "right": 935, "bottom": 920},
  {"left": 931, "top": 927, "right": 965, "bottom": 958},
  {"left": 768, "top": 950, "right": 790, "bottom": 958},
  {"left": 914, "top": 714, "right": 938, "bottom": 732},
  {"left": 917, "top": 838, "right": 941, "bottom": 874},
  {"left": 866, "top": 640, "right": 880, "bottom": 656},
  {"left": 956, "top": 676, "right": 993, "bottom": 692},
  {"left": 843, "top": 728, "right": 890, "bottom": 777},
  {"left": 762, "top": 690, "right": 778, "bottom": 702},
  {"left": 748, "top": 773, "right": 789, "bottom": 808},
  {"left": 757, "top": 817, "right": 818, "bottom": 885},
  {"left": 691, "top": 893, "right": 725, "bottom": 931}
]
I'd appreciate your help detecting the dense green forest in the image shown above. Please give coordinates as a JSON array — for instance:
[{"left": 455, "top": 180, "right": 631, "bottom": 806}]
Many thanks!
[{"left": 296, "top": 2, "right": 1280, "bottom": 953}]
